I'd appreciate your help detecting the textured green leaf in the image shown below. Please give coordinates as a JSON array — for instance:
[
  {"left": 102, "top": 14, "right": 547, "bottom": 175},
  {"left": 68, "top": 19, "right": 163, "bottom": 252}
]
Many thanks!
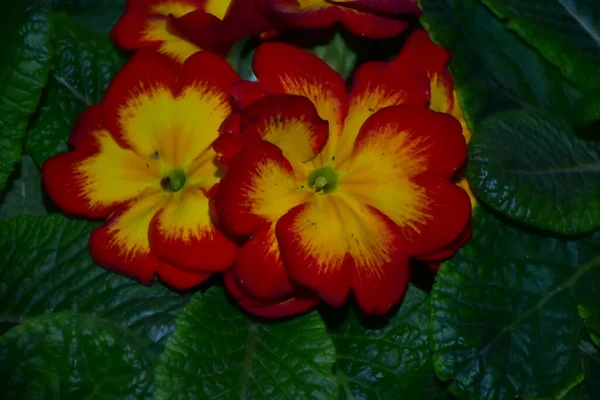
[
  {"left": 153, "top": 287, "right": 338, "bottom": 400},
  {"left": 0, "top": 3, "right": 53, "bottom": 191},
  {"left": 419, "top": 0, "right": 578, "bottom": 128},
  {"left": 0, "top": 312, "right": 156, "bottom": 400},
  {"left": 0, "top": 155, "right": 48, "bottom": 220},
  {"left": 431, "top": 206, "right": 600, "bottom": 400},
  {"left": 468, "top": 109, "right": 600, "bottom": 234},
  {"left": 27, "top": 14, "right": 124, "bottom": 167},
  {"left": 481, "top": 0, "right": 600, "bottom": 91},
  {"left": 0, "top": 214, "right": 188, "bottom": 343},
  {"left": 331, "top": 285, "right": 447, "bottom": 400},
  {"left": 49, "top": 0, "right": 126, "bottom": 33}
]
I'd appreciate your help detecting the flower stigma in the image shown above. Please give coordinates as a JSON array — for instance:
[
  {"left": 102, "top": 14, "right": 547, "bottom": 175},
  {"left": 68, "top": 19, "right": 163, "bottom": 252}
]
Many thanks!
[
  {"left": 161, "top": 169, "right": 186, "bottom": 192},
  {"left": 308, "top": 165, "right": 338, "bottom": 194}
]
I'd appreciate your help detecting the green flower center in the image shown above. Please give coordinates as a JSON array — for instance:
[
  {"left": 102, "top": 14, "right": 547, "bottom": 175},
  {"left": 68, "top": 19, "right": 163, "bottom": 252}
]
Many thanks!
[
  {"left": 308, "top": 165, "right": 338, "bottom": 194},
  {"left": 161, "top": 169, "right": 186, "bottom": 192}
]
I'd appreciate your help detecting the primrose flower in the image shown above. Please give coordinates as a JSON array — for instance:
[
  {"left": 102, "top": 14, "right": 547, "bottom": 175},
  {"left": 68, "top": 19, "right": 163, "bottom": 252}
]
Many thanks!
[
  {"left": 42, "top": 50, "right": 238, "bottom": 289},
  {"left": 112, "top": 0, "right": 272, "bottom": 63},
  {"left": 262, "top": 0, "right": 418, "bottom": 38},
  {"left": 215, "top": 43, "right": 471, "bottom": 315}
]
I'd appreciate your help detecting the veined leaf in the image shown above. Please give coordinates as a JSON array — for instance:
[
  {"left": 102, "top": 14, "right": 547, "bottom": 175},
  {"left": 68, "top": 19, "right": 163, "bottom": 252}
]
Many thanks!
[
  {"left": 482, "top": 0, "right": 600, "bottom": 91},
  {"left": 419, "top": 0, "right": 578, "bottom": 128},
  {"left": 0, "top": 214, "right": 188, "bottom": 344},
  {"left": 26, "top": 14, "right": 124, "bottom": 167},
  {"left": 468, "top": 109, "right": 600, "bottom": 234},
  {"left": 331, "top": 285, "right": 448, "bottom": 400},
  {"left": 0, "top": 156, "right": 48, "bottom": 220},
  {"left": 48, "top": 0, "right": 126, "bottom": 33},
  {"left": 0, "top": 3, "right": 53, "bottom": 191},
  {"left": 0, "top": 312, "right": 157, "bottom": 400},
  {"left": 431, "top": 207, "right": 600, "bottom": 399},
  {"left": 153, "top": 287, "right": 338, "bottom": 400}
]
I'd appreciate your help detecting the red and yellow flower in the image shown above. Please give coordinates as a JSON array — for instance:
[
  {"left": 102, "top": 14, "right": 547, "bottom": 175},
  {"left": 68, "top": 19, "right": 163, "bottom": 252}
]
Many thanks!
[
  {"left": 214, "top": 42, "right": 471, "bottom": 316},
  {"left": 262, "top": 0, "right": 419, "bottom": 38},
  {"left": 42, "top": 50, "right": 239, "bottom": 290},
  {"left": 112, "top": 0, "right": 273, "bottom": 63}
]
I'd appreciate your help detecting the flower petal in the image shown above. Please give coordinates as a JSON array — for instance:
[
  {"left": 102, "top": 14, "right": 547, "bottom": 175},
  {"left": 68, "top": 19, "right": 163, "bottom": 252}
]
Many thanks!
[
  {"left": 234, "top": 223, "right": 295, "bottom": 298},
  {"left": 172, "top": 0, "right": 272, "bottom": 53},
  {"left": 338, "top": 6, "right": 409, "bottom": 39},
  {"left": 43, "top": 129, "right": 161, "bottom": 219},
  {"left": 389, "top": 29, "right": 454, "bottom": 115},
  {"left": 224, "top": 271, "right": 321, "bottom": 318},
  {"left": 276, "top": 197, "right": 409, "bottom": 313},
  {"left": 156, "top": 263, "right": 213, "bottom": 289},
  {"left": 239, "top": 94, "right": 329, "bottom": 171},
  {"left": 103, "top": 50, "right": 180, "bottom": 146},
  {"left": 351, "top": 105, "right": 466, "bottom": 179},
  {"left": 418, "top": 224, "right": 472, "bottom": 262},
  {"left": 335, "top": 60, "right": 429, "bottom": 164},
  {"left": 148, "top": 186, "right": 236, "bottom": 272},
  {"left": 231, "top": 81, "right": 270, "bottom": 111},
  {"left": 265, "top": 0, "right": 339, "bottom": 30},
  {"left": 89, "top": 192, "right": 165, "bottom": 285},
  {"left": 341, "top": 106, "right": 466, "bottom": 237},
  {"left": 330, "top": 0, "right": 419, "bottom": 14},
  {"left": 68, "top": 105, "right": 104, "bottom": 150},
  {"left": 216, "top": 141, "right": 310, "bottom": 236},
  {"left": 104, "top": 50, "right": 233, "bottom": 170},
  {"left": 111, "top": 12, "right": 158, "bottom": 52},
  {"left": 253, "top": 42, "right": 348, "bottom": 159},
  {"left": 400, "top": 175, "right": 472, "bottom": 256}
]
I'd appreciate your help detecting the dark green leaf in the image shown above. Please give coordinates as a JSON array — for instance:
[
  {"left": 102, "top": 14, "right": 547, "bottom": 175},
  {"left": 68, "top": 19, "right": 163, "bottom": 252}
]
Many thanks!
[
  {"left": 153, "top": 287, "right": 338, "bottom": 400},
  {"left": 27, "top": 14, "right": 125, "bottom": 167},
  {"left": 419, "top": 0, "right": 578, "bottom": 128},
  {"left": 330, "top": 285, "right": 448, "bottom": 400},
  {"left": 0, "top": 155, "right": 48, "bottom": 220},
  {"left": 0, "top": 3, "right": 53, "bottom": 191},
  {"left": 49, "top": 0, "right": 126, "bottom": 33},
  {"left": 564, "top": 335, "right": 600, "bottom": 400},
  {"left": 573, "top": 90, "right": 600, "bottom": 129},
  {"left": 226, "top": 37, "right": 258, "bottom": 81},
  {"left": 0, "top": 312, "right": 156, "bottom": 400},
  {"left": 431, "top": 206, "right": 600, "bottom": 399},
  {"left": 468, "top": 109, "right": 600, "bottom": 234},
  {"left": 0, "top": 214, "right": 188, "bottom": 343},
  {"left": 481, "top": 0, "right": 600, "bottom": 91}
]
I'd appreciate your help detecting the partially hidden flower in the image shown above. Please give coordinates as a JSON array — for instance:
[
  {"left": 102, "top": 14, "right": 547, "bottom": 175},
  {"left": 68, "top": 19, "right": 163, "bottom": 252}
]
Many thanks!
[
  {"left": 262, "top": 0, "right": 419, "bottom": 38},
  {"left": 42, "top": 50, "right": 239, "bottom": 290},
  {"left": 214, "top": 43, "right": 471, "bottom": 316},
  {"left": 112, "top": 0, "right": 273, "bottom": 63}
]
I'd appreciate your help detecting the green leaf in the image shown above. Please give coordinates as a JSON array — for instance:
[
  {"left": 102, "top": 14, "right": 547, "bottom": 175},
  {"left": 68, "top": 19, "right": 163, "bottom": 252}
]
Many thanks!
[
  {"left": 226, "top": 37, "right": 258, "bottom": 81},
  {"left": 419, "top": 0, "right": 578, "bottom": 128},
  {"left": 573, "top": 90, "right": 600, "bottom": 129},
  {"left": 309, "top": 32, "right": 357, "bottom": 80},
  {"left": 0, "top": 155, "right": 48, "bottom": 220},
  {"left": 481, "top": 0, "right": 600, "bottom": 91},
  {"left": 49, "top": 0, "right": 126, "bottom": 33},
  {"left": 431, "top": 206, "right": 600, "bottom": 399},
  {"left": 0, "top": 3, "right": 53, "bottom": 191},
  {"left": 0, "top": 312, "right": 156, "bottom": 400},
  {"left": 330, "top": 285, "right": 448, "bottom": 400},
  {"left": 564, "top": 335, "right": 600, "bottom": 400},
  {"left": 468, "top": 109, "right": 600, "bottom": 234},
  {"left": 153, "top": 287, "right": 338, "bottom": 400},
  {"left": 0, "top": 214, "right": 188, "bottom": 343},
  {"left": 26, "top": 14, "right": 125, "bottom": 167}
]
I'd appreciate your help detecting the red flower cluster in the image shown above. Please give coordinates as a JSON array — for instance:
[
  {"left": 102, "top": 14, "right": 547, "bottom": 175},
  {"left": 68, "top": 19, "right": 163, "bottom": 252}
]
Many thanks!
[
  {"left": 111, "top": 0, "right": 420, "bottom": 63},
  {"left": 43, "top": 0, "right": 474, "bottom": 318}
]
